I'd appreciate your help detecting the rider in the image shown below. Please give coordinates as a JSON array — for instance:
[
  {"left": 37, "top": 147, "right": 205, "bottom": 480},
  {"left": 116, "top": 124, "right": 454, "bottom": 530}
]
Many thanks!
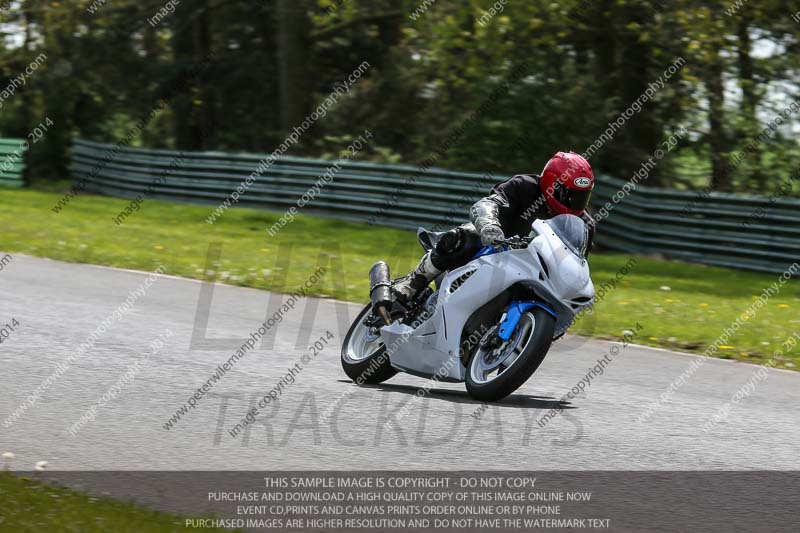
[{"left": 393, "top": 151, "right": 596, "bottom": 303}]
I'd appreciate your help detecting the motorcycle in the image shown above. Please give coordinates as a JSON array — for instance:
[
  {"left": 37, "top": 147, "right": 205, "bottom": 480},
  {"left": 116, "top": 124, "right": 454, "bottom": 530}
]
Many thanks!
[{"left": 341, "top": 214, "right": 595, "bottom": 402}]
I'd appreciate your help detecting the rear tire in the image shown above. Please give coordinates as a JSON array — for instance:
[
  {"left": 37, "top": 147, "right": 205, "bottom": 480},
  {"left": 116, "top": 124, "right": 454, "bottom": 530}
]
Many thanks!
[
  {"left": 341, "top": 304, "right": 397, "bottom": 385},
  {"left": 465, "top": 307, "right": 555, "bottom": 402}
]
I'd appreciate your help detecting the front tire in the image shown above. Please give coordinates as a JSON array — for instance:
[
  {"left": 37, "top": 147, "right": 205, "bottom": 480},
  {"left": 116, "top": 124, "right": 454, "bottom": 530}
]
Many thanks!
[
  {"left": 465, "top": 307, "right": 555, "bottom": 402},
  {"left": 341, "top": 304, "right": 397, "bottom": 385}
]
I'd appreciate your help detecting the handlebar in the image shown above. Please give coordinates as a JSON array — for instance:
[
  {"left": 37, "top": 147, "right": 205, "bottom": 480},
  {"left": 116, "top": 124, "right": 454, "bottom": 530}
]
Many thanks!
[{"left": 494, "top": 236, "right": 533, "bottom": 249}]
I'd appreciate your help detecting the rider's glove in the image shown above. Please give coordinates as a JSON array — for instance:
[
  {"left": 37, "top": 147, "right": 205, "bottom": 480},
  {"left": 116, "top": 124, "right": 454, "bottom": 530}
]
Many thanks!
[{"left": 480, "top": 224, "right": 505, "bottom": 246}]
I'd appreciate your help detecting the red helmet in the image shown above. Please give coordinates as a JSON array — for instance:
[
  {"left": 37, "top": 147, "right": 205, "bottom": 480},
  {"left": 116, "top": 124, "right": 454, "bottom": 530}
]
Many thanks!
[{"left": 540, "top": 151, "right": 594, "bottom": 216}]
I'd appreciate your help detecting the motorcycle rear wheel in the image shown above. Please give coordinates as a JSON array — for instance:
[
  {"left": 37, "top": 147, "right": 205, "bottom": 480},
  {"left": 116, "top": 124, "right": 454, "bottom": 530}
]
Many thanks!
[
  {"left": 465, "top": 307, "right": 555, "bottom": 402},
  {"left": 341, "top": 304, "right": 397, "bottom": 385}
]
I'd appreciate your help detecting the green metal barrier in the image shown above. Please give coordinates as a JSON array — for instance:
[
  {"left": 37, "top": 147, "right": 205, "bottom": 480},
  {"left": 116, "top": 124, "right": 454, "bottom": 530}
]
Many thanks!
[
  {"left": 592, "top": 176, "right": 800, "bottom": 274},
  {"left": 69, "top": 138, "right": 800, "bottom": 275},
  {"left": 0, "top": 138, "right": 27, "bottom": 188}
]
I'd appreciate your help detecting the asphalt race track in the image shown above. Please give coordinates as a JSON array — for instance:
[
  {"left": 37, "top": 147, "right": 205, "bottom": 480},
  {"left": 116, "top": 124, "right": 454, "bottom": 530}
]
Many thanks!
[{"left": 1, "top": 254, "right": 798, "bottom": 471}]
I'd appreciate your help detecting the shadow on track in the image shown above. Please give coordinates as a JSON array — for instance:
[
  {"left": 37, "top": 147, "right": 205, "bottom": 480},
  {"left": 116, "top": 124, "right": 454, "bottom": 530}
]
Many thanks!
[{"left": 337, "top": 380, "right": 575, "bottom": 411}]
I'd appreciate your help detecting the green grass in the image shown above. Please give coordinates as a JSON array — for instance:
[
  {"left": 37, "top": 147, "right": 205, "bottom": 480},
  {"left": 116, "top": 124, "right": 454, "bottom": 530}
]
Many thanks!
[
  {"left": 0, "top": 472, "right": 238, "bottom": 532},
  {"left": 1, "top": 186, "right": 798, "bottom": 368}
]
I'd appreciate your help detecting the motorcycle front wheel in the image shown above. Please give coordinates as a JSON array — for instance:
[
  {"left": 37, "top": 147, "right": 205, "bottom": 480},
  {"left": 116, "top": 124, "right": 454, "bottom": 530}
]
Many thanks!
[
  {"left": 465, "top": 307, "right": 555, "bottom": 402},
  {"left": 341, "top": 304, "right": 397, "bottom": 385}
]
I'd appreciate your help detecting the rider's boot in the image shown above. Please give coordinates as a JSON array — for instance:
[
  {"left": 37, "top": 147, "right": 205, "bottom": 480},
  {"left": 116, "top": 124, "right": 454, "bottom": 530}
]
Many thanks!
[{"left": 392, "top": 251, "right": 442, "bottom": 305}]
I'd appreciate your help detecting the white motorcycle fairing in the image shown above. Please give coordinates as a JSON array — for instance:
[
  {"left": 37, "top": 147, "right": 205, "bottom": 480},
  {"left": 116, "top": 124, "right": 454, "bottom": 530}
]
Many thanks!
[{"left": 379, "top": 218, "right": 595, "bottom": 382}]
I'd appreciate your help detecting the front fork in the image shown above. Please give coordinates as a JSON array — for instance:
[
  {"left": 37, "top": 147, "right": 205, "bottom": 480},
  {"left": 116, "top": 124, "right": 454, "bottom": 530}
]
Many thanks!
[{"left": 497, "top": 301, "right": 557, "bottom": 341}]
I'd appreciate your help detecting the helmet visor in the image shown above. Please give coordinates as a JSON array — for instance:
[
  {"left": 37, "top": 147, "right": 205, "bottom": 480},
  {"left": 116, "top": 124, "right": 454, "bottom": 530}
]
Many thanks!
[{"left": 552, "top": 181, "right": 592, "bottom": 211}]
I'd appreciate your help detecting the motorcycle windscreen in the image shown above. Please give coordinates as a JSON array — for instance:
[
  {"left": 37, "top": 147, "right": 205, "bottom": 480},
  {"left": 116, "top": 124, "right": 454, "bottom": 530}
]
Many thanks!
[{"left": 544, "top": 214, "right": 589, "bottom": 258}]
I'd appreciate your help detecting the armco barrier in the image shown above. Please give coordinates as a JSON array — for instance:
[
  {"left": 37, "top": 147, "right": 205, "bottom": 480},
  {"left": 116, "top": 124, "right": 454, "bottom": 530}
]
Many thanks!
[
  {"left": 69, "top": 138, "right": 496, "bottom": 230},
  {"left": 0, "top": 138, "right": 27, "bottom": 187},
  {"left": 70, "top": 138, "right": 800, "bottom": 275},
  {"left": 592, "top": 175, "right": 800, "bottom": 274}
]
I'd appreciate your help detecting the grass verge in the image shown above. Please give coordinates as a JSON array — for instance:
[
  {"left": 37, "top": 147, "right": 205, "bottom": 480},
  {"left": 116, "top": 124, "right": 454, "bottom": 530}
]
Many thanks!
[
  {"left": 0, "top": 472, "right": 236, "bottom": 532},
  {"left": 1, "top": 187, "right": 798, "bottom": 368}
]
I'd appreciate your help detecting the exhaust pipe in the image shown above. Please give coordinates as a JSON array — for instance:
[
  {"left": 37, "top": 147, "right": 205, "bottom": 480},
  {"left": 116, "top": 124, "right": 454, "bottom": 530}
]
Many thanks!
[{"left": 369, "top": 261, "right": 393, "bottom": 325}]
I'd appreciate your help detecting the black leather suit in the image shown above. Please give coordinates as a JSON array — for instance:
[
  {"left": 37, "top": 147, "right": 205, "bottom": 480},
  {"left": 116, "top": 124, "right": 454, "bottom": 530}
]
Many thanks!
[{"left": 429, "top": 174, "right": 596, "bottom": 271}]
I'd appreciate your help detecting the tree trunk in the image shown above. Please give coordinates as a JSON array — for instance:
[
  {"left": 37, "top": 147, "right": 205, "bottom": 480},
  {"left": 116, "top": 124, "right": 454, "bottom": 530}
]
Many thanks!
[
  {"left": 585, "top": 0, "right": 617, "bottom": 175},
  {"left": 276, "top": 0, "right": 311, "bottom": 135},
  {"left": 140, "top": 23, "right": 161, "bottom": 148},
  {"left": 19, "top": 5, "right": 33, "bottom": 133},
  {"left": 737, "top": 19, "right": 757, "bottom": 118},
  {"left": 170, "top": 0, "right": 215, "bottom": 150},
  {"left": 196, "top": 0, "right": 215, "bottom": 149},
  {"left": 707, "top": 50, "right": 731, "bottom": 192},
  {"left": 610, "top": 2, "right": 662, "bottom": 185},
  {"left": 737, "top": 14, "right": 763, "bottom": 186},
  {"left": 172, "top": 13, "right": 196, "bottom": 150}
]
